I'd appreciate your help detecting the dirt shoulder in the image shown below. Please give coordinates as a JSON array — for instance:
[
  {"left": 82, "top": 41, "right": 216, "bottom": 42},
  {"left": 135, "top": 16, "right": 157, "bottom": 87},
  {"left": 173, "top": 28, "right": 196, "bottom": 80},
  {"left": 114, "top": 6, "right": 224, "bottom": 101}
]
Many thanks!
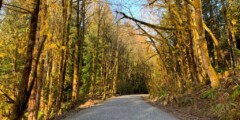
[
  {"left": 142, "top": 96, "right": 215, "bottom": 120},
  {"left": 52, "top": 96, "right": 118, "bottom": 120}
]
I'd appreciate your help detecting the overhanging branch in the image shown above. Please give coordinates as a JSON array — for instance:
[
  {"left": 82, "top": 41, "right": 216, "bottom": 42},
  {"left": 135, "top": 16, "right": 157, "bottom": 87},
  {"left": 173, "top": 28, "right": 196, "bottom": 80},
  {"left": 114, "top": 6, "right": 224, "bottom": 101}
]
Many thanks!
[
  {"left": 149, "top": 0, "right": 158, "bottom": 5},
  {"left": 116, "top": 11, "right": 181, "bottom": 30},
  {"left": 3, "top": 3, "right": 32, "bottom": 14},
  {"left": 137, "top": 25, "right": 172, "bottom": 47}
]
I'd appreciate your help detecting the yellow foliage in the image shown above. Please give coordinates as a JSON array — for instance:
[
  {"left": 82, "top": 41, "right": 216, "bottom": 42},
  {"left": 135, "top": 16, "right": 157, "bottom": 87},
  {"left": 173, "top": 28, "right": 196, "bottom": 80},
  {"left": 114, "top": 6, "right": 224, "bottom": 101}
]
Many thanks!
[
  {"left": 50, "top": 43, "right": 57, "bottom": 49},
  {"left": 47, "top": 33, "right": 52, "bottom": 38},
  {"left": 62, "top": 46, "right": 67, "bottom": 50},
  {"left": 0, "top": 53, "right": 6, "bottom": 58},
  {"left": 231, "top": 19, "right": 237, "bottom": 25}
]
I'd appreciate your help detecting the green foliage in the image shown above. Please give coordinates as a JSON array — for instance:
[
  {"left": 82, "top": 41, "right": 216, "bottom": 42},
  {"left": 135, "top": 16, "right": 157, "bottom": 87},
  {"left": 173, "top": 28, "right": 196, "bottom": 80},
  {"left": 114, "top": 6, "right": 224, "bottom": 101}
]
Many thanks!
[
  {"left": 213, "top": 103, "right": 225, "bottom": 115},
  {"left": 178, "top": 97, "right": 194, "bottom": 107},
  {"left": 159, "top": 90, "right": 169, "bottom": 100},
  {"left": 212, "top": 102, "right": 240, "bottom": 120},
  {"left": 231, "top": 85, "right": 240, "bottom": 100},
  {"left": 201, "top": 89, "right": 216, "bottom": 99},
  {"left": 61, "top": 102, "right": 72, "bottom": 113},
  {"left": 38, "top": 111, "right": 44, "bottom": 120},
  {"left": 233, "top": 48, "right": 240, "bottom": 56},
  {"left": 215, "top": 67, "right": 228, "bottom": 73}
]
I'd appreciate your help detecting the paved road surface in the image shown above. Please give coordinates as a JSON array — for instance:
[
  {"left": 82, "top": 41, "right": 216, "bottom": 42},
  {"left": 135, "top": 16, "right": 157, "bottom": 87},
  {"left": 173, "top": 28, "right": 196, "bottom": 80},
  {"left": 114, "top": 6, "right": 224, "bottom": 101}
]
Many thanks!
[{"left": 64, "top": 95, "right": 178, "bottom": 120}]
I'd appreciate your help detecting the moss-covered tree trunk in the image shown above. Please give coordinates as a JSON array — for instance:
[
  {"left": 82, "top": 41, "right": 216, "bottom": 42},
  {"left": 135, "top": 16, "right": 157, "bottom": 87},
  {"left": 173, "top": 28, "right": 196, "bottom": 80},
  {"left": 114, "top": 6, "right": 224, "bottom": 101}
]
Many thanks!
[{"left": 194, "top": 0, "right": 219, "bottom": 88}]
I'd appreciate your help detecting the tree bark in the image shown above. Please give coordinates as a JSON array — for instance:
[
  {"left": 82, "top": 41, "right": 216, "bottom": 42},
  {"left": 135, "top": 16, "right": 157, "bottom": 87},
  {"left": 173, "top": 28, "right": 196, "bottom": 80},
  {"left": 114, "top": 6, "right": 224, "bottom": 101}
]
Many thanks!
[
  {"left": 0, "top": 0, "right": 3, "bottom": 10},
  {"left": 194, "top": 0, "right": 219, "bottom": 88},
  {"left": 90, "top": 0, "right": 102, "bottom": 97},
  {"left": 56, "top": 0, "right": 72, "bottom": 114},
  {"left": 72, "top": 0, "right": 82, "bottom": 105},
  {"left": 221, "top": 0, "right": 237, "bottom": 69},
  {"left": 112, "top": 23, "right": 119, "bottom": 96},
  {"left": 11, "top": 0, "right": 41, "bottom": 119}
]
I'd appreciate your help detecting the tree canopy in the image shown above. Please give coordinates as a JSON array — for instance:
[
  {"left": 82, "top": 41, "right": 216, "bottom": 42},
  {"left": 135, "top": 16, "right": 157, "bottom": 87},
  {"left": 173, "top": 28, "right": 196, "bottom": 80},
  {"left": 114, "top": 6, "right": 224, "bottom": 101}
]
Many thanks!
[{"left": 0, "top": 0, "right": 240, "bottom": 119}]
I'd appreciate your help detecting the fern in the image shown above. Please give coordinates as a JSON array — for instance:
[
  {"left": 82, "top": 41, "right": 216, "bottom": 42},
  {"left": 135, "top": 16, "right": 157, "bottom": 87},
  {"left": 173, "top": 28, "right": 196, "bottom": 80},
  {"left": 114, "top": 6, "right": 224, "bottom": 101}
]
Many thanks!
[{"left": 201, "top": 89, "right": 216, "bottom": 99}]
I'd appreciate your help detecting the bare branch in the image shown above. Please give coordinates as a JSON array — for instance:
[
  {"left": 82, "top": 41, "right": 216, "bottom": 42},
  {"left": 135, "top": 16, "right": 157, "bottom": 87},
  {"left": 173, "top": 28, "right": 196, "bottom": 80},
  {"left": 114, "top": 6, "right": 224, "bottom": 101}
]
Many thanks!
[
  {"left": 149, "top": 0, "right": 158, "bottom": 5},
  {"left": 137, "top": 25, "right": 173, "bottom": 47},
  {"left": 3, "top": 3, "right": 32, "bottom": 14},
  {"left": 4, "top": 6, "right": 29, "bottom": 14},
  {"left": 137, "top": 24, "right": 162, "bottom": 58},
  {"left": 0, "top": 89, "right": 15, "bottom": 104},
  {"left": 116, "top": 11, "right": 181, "bottom": 30},
  {"left": 144, "top": 54, "right": 158, "bottom": 62}
]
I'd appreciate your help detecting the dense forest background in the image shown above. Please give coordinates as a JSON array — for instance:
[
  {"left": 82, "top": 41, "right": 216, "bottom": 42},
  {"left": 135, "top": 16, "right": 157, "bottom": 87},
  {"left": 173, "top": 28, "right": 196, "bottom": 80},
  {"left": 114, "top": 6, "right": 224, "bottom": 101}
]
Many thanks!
[{"left": 0, "top": 0, "right": 240, "bottom": 120}]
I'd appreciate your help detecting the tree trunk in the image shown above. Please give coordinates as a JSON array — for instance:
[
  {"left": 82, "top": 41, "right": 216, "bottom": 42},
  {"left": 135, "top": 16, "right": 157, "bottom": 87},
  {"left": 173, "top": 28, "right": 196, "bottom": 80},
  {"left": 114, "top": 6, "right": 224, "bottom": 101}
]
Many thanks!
[
  {"left": 72, "top": 0, "right": 81, "bottom": 105},
  {"left": 221, "top": 0, "right": 237, "bottom": 69},
  {"left": 28, "top": 78, "right": 37, "bottom": 120},
  {"left": 44, "top": 51, "right": 53, "bottom": 120},
  {"left": 0, "top": 0, "right": 3, "bottom": 10},
  {"left": 90, "top": 0, "right": 102, "bottom": 97},
  {"left": 35, "top": 59, "right": 44, "bottom": 119},
  {"left": 194, "top": 0, "right": 220, "bottom": 88},
  {"left": 27, "top": 36, "right": 47, "bottom": 120},
  {"left": 186, "top": 2, "right": 202, "bottom": 84},
  {"left": 112, "top": 24, "right": 119, "bottom": 96},
  {"left": 79, "top": 0, "right": 85, "bottom": 99},
  {"left": 28, "top": 59, "right": 44, "bottom": 120},
  {"left": 11, "top": 0, "right": 41, "bottom": 119},
  {"left": 100, "top": 48, "right": 105, "bottom": 98},
  {"left": 56, "top": 0, "right": 72, "bottom": 114}
]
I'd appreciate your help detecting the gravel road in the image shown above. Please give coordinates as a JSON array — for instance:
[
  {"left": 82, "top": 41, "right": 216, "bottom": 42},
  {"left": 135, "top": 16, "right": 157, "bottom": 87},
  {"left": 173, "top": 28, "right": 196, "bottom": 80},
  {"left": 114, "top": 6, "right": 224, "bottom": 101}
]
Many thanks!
[{"left": 63, "top": 95, "right": 178, "bottom": 120}]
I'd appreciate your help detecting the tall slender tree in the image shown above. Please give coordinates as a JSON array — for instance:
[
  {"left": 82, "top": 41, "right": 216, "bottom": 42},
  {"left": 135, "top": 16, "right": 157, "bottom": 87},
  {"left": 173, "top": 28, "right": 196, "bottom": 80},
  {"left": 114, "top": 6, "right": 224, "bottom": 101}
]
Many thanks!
[{"left": 11, "top": 0, "right": 41, "bottom": 119}]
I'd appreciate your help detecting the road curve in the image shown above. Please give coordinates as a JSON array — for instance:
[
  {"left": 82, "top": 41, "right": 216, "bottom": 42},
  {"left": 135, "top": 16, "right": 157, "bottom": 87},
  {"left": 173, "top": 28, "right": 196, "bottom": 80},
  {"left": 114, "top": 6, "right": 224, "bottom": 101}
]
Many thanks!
[{"left": 63, "top": 95, "right": 178, "bottom": 120}]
